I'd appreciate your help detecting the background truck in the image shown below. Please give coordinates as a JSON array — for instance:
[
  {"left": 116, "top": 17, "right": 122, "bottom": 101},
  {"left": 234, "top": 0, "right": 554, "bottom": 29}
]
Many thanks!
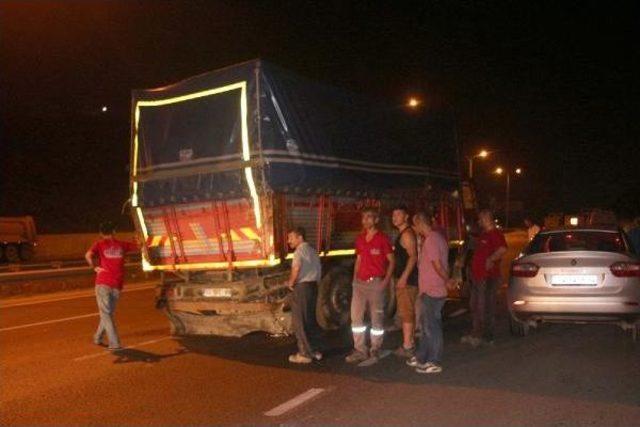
[
  {"left": 130, "top": 59, "right": 465, "bottom": 336},
  {"left": 0, "top": 216, "right": 37, "bottom": 262}
]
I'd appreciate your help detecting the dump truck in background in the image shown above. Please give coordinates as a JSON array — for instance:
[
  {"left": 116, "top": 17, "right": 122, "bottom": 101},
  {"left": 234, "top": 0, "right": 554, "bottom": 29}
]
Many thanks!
[
  {"left": 130, "top": 59, "right": 466, "bottom": 336},
  {"left": 0, "top": 216, "right": 37, "bottom": 262}
]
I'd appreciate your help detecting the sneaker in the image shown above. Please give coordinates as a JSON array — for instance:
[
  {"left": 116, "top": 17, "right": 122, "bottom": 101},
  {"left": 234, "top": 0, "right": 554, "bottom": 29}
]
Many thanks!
[
  {"left": 345, "top": 350, "right": 368, "bottom": 364},
  {"left": 416, "top": 363, "right": 443, "bottom": 374},
  {"left": 460, "top": 334, "right": 473, "bottom": 344},
  {"left": 394, "top": 346, "right": 415, "bottom": 358},
  {"left": 313, "top": 351, "right": 323, "bottom": 361},
  {"left": 288, "top": 353, "right": 313, "bottom": 364},
  {"left": 358, "top": 349, "right": 391, "bottom": 367},
  {"left": 406, "top": 356, "right": 427, "bottom": 368},
  {"left": 468, "top": 337, "right": 483, "bottom": 348}
]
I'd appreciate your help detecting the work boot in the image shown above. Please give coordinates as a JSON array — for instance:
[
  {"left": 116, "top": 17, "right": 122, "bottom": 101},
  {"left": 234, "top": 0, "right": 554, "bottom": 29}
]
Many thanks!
[
  {"left": 345, "top": 350, "right": 368, "bottom": 364},
  {"left": 358, "top": 349, "right": 391, "bottom": 367}
]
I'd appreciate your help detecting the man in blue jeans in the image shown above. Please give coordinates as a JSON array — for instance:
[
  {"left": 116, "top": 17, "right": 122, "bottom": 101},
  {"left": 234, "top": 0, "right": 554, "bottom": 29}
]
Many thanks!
[
  {"left": 85, "top": 221, "right": 138, "bottom": 351},
  {"left": 407, "top": 212, "right": 455, "bottom": 374}
]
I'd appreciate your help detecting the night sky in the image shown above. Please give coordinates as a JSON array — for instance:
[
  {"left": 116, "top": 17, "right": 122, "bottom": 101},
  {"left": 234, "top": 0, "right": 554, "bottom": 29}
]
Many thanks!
[{"left": 1, "top": 1, "right": 638, "bottom": 232}]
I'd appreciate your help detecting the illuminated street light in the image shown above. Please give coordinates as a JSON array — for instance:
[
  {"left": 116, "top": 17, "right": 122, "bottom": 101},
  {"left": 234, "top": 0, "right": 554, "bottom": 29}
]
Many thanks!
[
  {"left": 467, "top": 149, "right": 491, "bottom": 179},
  {"left": 494, "top": 166, "right": 523, "bottom": 228},
  {"left": 101, "top": 105, "right": 108, "bottom": 113},
  {"left": 407, "top": 97, "right": 421, "bottom": 108}
]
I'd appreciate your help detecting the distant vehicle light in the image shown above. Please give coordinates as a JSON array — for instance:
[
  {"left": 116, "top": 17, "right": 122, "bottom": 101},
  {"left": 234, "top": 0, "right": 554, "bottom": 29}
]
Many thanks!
[{"left": 101, "top": 105, "right": 108, "bottom": 112}]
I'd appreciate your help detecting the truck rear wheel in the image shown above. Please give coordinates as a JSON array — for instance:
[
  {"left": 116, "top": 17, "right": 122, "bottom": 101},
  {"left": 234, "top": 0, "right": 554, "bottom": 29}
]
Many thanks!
[
  {"left": 19, "top": 243, "right": 34, "bottom": 261},
  {"left": 4, "top": 244, "right": 20, "bottom": 263},
  {"left": 317, "top": 267, "right": 352, "bottom": 330}
]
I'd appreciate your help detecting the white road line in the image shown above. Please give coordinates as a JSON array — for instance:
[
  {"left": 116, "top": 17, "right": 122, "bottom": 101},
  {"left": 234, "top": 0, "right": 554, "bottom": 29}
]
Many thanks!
[
  {"left": 0, "top": 313, "right": 99, "bottom": 332},
  {"left": 73, "top": 336, "right": 173, "bottom": 362},
  {"left": 264, "top": 388, "right": 326, "bottom": 417},
  {"left": 0, "top": 282, "right": 158, "bottom": 308}
]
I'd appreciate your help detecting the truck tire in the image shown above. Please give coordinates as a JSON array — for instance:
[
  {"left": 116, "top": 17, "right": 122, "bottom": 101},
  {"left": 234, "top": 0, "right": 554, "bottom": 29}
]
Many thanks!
[
  {"left": 19, "top": 243, "right": 34, "bottom": 261},
  {"left": 4, "top": 244, "right": 20, "bottom": 263},
  {"left": 317, "top": 267, "right": 352, "bottom": 330}
]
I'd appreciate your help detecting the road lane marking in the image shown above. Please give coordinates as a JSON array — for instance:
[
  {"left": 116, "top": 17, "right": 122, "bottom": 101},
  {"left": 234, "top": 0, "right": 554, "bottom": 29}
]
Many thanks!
[
  {"left": 264, "top": 388, "right": 326, "bottom": 417},
  {"left": 0, "top": 313, "right": 99, "bottom": 332},
  {"left": 0, "top": 282, "right": 158, "bottom": 308},
  {"left": 73, "top": 336, "right": 173, "bottom": 362}
]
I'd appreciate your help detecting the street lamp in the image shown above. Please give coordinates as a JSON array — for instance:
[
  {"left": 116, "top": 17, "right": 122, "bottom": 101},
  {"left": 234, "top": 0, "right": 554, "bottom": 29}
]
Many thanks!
[
  {"left": 407, "top": 97, "right": 421, "bottom": 108},
  {"left": 494, "top": 166, "right": 523, "bottom": 228},
  {"left": 466, "top": 149, "right": 490, "bottom": 179}
]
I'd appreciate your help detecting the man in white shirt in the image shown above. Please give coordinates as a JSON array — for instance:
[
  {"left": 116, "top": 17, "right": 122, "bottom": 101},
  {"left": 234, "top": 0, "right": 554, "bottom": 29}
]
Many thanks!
[{"left": 286, "top": 227, "right": 323, "bottom": 364}]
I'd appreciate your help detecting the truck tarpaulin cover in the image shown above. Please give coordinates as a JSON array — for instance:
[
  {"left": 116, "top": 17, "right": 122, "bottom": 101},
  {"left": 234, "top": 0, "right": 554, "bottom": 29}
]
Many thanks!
[
  {"left": 131, "top": 60, "right": 459, "bottom": 270},
  {"left": 132, "top": 59, "right": 459, "bottom": 205}
]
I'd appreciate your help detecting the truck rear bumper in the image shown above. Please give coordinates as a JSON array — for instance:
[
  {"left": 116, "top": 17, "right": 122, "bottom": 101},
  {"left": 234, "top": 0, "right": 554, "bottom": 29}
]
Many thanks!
[{"left": 165, "top": 299, "right": 292, "bottom": 337}]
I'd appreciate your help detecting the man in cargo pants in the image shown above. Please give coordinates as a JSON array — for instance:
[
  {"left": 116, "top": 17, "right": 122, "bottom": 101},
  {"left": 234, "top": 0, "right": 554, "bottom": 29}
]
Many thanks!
[
  {"left": 346, "top": 208, "right": 395, "bottom": 366},
  {"left": 286, "top": 227, "right": 324, "bottom": 364}
]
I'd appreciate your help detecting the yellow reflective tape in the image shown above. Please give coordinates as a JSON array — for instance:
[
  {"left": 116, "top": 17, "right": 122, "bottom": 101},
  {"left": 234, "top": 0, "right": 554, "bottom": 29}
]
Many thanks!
[
  {"left": 240, "top": 227, "right": 261, "bottom": 241},
  {"left": 322, "top": 249, "right": 356, "bottom": 257},
  {"left": 144, "top": 257, "right": 282, "bottom": 271}
]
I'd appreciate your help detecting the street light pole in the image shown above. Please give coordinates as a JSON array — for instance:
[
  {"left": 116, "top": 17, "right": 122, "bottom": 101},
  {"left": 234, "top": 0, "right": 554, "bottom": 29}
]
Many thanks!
[{"left": 505, "top": 171, "right": 511, "bottom": 228}]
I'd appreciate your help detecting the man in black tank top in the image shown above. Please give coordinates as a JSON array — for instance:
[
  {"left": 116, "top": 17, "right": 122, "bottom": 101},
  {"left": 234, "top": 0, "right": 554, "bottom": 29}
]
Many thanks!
[{"left": 391, "top": 205, "right": 419, "bottom": 357}]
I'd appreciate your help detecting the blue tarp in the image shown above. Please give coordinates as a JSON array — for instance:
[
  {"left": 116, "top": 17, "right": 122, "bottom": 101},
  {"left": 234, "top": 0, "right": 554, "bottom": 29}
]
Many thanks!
[{"left": 131, "top": 59, "right": 460, "bottom": 206}]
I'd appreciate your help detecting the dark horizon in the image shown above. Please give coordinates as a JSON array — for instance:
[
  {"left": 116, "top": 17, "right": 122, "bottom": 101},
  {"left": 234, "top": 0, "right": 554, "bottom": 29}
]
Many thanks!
[{"left": 1, "top": 1, "right": 638, "bottom": 232}]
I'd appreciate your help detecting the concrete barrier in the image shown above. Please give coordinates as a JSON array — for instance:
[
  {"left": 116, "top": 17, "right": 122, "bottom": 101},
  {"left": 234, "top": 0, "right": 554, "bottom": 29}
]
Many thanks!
[{"left": 33, "top": 232, "right": 136, "bottom": 261}]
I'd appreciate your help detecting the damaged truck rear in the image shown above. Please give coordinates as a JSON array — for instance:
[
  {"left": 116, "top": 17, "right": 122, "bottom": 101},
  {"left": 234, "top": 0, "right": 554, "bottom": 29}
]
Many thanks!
[{"left": 130, "top": 60, "right": 465, "bottom": 337}]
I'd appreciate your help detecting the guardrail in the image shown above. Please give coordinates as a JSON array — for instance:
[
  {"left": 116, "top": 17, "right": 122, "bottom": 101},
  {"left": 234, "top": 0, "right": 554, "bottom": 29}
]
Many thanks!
[{"left": 0, "top": 260, "right": 141, "bottom": 283}]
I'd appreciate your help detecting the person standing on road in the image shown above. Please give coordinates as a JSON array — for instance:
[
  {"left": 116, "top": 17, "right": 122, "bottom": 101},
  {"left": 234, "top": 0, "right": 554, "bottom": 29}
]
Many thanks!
[
  {"left": 286, "top": 227, "right": 324, "bottom": 364},
  {"left": 346, "top": 207, "right": 395, "bottom": 366},
  {"left": 85, "top": 221, "right": 139, "bottom": 351},
  {"left": 524, "top": 217, "right": 541, "bottom": 241},
  {"left": 391, "top": 205, "right": 419, "bottom": 358},
  {"left": 462, "top": 210, "right": 507, "bottom": 347},
  {"left": 406, "top": 212, "right": 455, "bottom": 374}
]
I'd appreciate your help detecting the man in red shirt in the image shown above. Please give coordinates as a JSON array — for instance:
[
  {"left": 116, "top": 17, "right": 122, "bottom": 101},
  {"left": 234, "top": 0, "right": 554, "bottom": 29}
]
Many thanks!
[
  {"left": 345, "top": 207, "right": 395, "bottom": 366},
  {"left": 462, "top": 210, "right": 507, "bottom": 347},
  {"left": 84, "top": 221, "right": 139, "bottom": 350}
]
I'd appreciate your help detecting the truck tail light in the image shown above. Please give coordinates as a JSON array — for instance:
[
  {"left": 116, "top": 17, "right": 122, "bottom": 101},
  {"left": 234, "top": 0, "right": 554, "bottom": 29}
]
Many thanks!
[
  {"left": 610, "top": 262, "right": 640, "bottom": 278},
  {"left": 511, "top": 262, "right": 539, "bottom": 278}
]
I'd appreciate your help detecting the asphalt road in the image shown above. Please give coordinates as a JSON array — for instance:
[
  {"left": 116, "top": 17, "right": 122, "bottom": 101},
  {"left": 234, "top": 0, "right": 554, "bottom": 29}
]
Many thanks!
[{"left": 2, "top": 233, "right": 640, "bottom": 426}]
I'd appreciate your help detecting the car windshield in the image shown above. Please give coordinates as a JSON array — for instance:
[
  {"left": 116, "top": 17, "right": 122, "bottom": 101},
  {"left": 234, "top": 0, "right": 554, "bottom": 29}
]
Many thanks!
[{"left": 526, "top": 231, "right": 628, "bottom": 254}]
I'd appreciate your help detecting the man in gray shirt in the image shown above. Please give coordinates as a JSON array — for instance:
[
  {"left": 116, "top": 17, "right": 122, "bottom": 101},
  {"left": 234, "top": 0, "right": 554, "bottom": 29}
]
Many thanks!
[{"left": 287, "top": 227, "right": 323, "bottom": 364}]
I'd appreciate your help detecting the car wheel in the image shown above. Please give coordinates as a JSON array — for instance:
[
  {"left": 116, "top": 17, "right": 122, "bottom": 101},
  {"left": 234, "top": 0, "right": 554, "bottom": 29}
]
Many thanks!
[
  {"left": 509, "top": 313, "right": 529, "bottom": 337},
  {"left": 4, "top": 244, "right": 20, "bottom": 263}
]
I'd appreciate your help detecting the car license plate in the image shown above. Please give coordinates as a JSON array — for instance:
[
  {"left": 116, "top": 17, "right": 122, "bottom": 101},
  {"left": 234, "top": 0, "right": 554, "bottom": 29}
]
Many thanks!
[
  {"left": 551, "top": 275, "right": 598, "bottom": 286},
  {"left": 202, "top": 288, "right": 232, "bottom": 298}
]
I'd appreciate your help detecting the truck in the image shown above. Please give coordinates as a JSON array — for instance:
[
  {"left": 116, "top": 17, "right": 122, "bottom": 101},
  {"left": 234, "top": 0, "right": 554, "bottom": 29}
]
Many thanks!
[
  {"left": 0, "top": 216, "right": 37, "bottom": 262},
  {"left": 129, "top": 59, "right": 466, "bottom": 337}
]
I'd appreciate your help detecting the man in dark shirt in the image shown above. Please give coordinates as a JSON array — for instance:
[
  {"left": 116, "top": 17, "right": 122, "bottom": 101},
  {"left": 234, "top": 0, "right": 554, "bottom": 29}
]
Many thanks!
[
  {"left": 391, "top": 205, "right": 418, "bottom": 357},
  {"left": 345, "top": 207, "right": 395, "bottom": 366}
]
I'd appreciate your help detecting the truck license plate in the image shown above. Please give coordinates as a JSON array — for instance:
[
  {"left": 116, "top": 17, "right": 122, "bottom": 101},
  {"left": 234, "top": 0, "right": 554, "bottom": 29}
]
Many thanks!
[
  {"left": 551, "top": 275, "right": 598, "bottom": 286},
  {"left": 203, "top": 288, "right": 232, "bottom": 298}
]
